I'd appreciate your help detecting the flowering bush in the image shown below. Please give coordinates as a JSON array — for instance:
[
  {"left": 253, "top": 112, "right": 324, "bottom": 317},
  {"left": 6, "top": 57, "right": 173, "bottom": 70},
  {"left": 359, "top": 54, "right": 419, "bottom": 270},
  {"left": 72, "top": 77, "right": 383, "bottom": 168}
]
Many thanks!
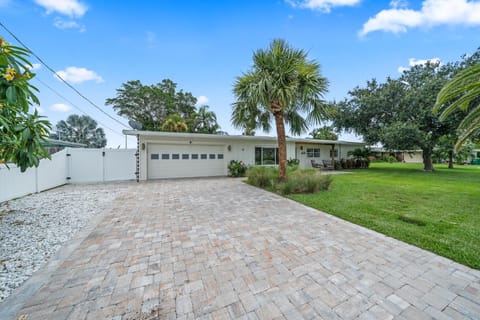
[
  {"left": 1, "top": 36, "right": 51, "bottom": 171},
  {"left": 228, "top": 160, "right": 247, "bottom": 177}
]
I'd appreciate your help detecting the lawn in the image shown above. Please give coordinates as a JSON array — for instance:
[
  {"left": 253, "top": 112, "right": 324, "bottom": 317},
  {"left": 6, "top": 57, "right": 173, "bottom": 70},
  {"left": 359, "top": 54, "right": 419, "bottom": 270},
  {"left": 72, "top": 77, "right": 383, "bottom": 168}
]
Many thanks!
[{"left": 288, "top": 162, "right": 480, "bottom": 269}]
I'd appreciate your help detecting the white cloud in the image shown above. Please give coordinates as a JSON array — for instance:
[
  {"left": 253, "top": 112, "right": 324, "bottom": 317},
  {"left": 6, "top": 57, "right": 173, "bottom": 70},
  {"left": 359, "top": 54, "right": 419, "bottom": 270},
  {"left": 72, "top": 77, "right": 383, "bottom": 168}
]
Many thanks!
[
  {"left": 53, "top": 17, "right": 86, "bottom": 32},
  {"left": 360, "top": 0, "right": 480, "bottom": 36},
  {"left": 390, "top": 0, "right": 409, "bottom": 9},
  {"left": 55, "top": 66, "right": 104, "bottom": 84},
  {"left": 29, "top": 63, "right": 42, "bottom": 71},
  {"left": 196, "top": 95, "right": 209, "bottom": 105},
  {"left": 397, "top": 57, "right": 441, "bottom": 73},
  {"left": 286, "top": 0, "right": 361, "bottom": 12},
  {"left": 34, "top": 0, "right": 87, "bottom": 17},
  {"left": 50, "top": 103, "right": 72, "bottom": 112}
]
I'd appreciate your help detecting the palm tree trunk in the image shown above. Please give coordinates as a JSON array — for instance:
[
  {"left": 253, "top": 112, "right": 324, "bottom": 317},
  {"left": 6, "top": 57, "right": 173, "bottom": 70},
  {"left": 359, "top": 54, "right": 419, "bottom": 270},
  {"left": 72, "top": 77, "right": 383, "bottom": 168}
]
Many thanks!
[{"left": 274, "top": 111, "right": 287, "bottom": 181}]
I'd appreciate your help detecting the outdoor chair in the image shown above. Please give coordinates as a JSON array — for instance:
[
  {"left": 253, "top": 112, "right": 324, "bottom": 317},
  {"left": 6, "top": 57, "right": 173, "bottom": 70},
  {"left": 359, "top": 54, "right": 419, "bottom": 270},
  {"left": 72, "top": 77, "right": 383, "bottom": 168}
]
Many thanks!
[
  {"left": 322, "top": 160, "right": 335, "bottom": 170},
  {"left": 311, "top": 159, "right": 322, "bottom": 168}
]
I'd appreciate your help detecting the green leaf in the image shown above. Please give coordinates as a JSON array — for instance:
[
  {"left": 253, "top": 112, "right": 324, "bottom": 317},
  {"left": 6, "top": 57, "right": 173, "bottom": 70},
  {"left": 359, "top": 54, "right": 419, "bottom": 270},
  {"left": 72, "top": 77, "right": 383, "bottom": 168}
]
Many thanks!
[{"left": 6, "top": 86, "right": 17, "bottom": 104}]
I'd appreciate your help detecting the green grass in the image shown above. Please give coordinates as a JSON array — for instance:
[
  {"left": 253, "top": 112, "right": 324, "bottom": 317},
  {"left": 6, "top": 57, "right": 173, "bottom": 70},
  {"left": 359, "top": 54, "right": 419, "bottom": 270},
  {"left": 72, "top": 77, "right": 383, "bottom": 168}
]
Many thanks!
[{"left": 288, "top": 162, "right": 480, "bottom": 269}]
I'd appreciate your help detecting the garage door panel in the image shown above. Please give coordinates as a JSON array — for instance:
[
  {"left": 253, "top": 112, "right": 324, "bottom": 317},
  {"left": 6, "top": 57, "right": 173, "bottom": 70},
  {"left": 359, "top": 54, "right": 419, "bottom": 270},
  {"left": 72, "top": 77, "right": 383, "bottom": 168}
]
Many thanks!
[{"left": 147, "top": 144, "right": 226, "bottom": 179}]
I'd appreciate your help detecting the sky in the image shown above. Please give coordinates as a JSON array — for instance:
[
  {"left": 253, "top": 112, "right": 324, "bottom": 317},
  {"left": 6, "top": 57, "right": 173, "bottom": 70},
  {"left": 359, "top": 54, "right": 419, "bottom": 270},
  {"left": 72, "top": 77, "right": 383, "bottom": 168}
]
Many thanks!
[{"left": 1, "top": 0, "right": 480, "bottom": 148}]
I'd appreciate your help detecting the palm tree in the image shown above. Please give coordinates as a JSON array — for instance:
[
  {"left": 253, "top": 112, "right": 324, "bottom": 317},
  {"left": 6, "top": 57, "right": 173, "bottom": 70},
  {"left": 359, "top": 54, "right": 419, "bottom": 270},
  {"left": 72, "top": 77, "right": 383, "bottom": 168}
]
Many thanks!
[
  {"left": 161, "top": 113, "right": 188, "bottom": 132},
  {"left": 193, "top": 105, "right": 220, "bottom": 134},
  {"left": 51, "top": 114, "right": 106, "bottom": 148},
  {"left": 434, "top": 63, "right": 480, "bottom": 150},
  {"left": 232, "top": 39, "right": 330, "bottom": 180}
]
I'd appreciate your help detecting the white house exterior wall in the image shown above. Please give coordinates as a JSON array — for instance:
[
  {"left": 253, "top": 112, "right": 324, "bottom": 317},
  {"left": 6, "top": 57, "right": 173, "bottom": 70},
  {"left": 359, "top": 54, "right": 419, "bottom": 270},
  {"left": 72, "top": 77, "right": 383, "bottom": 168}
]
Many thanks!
[
  {"left": 138, "top": 135, "right": 296, "bottom": 180},
  {"left": 402, "top": 151, "right": 423, "bottom": 163}
]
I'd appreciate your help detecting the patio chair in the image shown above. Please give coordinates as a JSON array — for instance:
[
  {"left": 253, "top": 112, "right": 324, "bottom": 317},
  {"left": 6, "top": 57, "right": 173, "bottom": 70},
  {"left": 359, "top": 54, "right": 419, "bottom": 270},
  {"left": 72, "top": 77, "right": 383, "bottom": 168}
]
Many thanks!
[
  {"left": 311, "top": 159, "right": 322, "bottom": 168},
  {"left": 322, "top": 160, "right": 335, "bottom": 170}
]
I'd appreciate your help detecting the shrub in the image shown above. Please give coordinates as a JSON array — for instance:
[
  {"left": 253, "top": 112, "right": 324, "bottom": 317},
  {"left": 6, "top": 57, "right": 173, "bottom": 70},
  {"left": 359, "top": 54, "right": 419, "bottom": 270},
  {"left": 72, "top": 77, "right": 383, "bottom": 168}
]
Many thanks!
[
  {"left": 247, "top": 166, "right": 277, "bottom": 188},
  {"left": 228, "top": 160, "right": 247, "bottom": 177},
  {"left": 387, "top": 155, "right": 397, "bottom": 163},
  {"left": 287, "top": 158, "right": 300, "bottom": 169},
  {"left": 276, "top": 169, "right": 333, "bottom": 195},
  {"left": 247, "top": 167, "right": 333, "bottom": 195}
]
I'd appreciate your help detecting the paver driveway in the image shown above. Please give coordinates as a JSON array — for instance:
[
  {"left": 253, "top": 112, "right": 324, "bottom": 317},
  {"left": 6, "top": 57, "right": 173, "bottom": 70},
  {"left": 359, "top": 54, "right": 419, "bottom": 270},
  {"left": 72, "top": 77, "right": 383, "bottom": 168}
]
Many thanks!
[{"left": 1, "top": 178, "right": 480, "bottom": 319}]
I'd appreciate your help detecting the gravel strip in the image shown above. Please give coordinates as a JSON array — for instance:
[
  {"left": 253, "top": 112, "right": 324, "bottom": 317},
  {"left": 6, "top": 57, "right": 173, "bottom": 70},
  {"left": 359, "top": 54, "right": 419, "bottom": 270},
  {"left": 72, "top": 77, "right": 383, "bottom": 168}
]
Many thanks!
[{"left": 0, "top": 182, "right": 130, "bottom": 301}]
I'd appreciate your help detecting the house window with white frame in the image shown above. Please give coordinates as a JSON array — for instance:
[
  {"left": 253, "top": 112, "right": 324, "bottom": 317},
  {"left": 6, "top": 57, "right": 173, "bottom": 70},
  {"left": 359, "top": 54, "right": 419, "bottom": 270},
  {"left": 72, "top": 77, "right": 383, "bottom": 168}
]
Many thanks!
[
  {"left": 306, "top": 148, "right": 320, "bottom": 158},
  {"left": 255, "top": 147, "right": 279, "bottom": 165}
]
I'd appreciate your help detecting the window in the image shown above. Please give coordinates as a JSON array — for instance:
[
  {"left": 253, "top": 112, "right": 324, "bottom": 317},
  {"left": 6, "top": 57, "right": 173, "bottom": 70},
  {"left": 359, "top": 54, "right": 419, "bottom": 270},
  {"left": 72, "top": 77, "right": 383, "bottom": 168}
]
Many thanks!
[
  {"left": 191, "top": 154, "right": 199, "bottom": 159},
  {"left": 209, "top": 154, "right": 215, "bottom": 159},
  {"left": 172, "top": 154, "right": 180, "bottom": 160},
  {"left": 150, "top": 154, "right": 159, "bottom": 160},
  {"left": 329, "top": 149, "right": 338, "bottom": 158},
  {"left": 182, "top": 154, "right": 189, "bottom": 160},
  {"left": 161, "top": 154, "right": 169, "bottom": 160},
  {"left": 306, "top": 148, "right": 320, "bottom": 158},
  {"left": 217, "top": 154, "right": 224, "bottom": 159},
  {"left": 255, "top": 147, "right": 279, "bottom": 165},
  {"left": 200, "top": 154, "right": 207, "bottom": 159}
]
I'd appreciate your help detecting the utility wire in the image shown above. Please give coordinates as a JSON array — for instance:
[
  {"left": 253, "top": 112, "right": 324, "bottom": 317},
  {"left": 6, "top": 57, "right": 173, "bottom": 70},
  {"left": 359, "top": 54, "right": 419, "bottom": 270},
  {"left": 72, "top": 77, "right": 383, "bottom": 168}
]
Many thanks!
[
  {"left": 0, "top": 20, "right": 130, "bottom": 129},
  {"left": 34, "top": 77, "right": 125, "bottom": 136}
]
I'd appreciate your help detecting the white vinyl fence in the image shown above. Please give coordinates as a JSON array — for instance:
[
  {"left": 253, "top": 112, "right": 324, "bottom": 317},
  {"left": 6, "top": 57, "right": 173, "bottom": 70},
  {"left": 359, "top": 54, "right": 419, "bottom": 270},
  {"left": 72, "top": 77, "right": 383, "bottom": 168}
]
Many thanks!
[{"left": 0, "top": 148, "right": 136, "bottom": 203}]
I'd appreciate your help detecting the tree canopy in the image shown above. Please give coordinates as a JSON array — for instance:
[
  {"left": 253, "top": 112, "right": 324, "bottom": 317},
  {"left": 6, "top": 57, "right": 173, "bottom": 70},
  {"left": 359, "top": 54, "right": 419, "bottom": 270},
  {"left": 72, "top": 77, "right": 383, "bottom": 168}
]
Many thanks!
[
  {"left": 106, "top": 79, "right": 220, "bottom": 134},
  {"left": 310, "top": 125, "right": 338, "bottom": 140},
  {"left": 334, "top": 50, "right": 480, "bottom": 171},
  {"left": 0, "top": 36, "right": 51, "bottom": 172},
  {"left": 232, "top": 39, "right": 330, "bottom": 179},
  {"left": 50, "top": 114, "right": 107, "bottom": 148}
]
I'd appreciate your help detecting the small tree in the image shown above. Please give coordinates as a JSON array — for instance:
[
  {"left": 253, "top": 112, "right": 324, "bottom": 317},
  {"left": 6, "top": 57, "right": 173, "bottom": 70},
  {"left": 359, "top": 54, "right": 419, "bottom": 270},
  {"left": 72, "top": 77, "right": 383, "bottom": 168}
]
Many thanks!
[
  {"left": 310, "top": 125, "right": 338, "bottom": 140},
  {"left": 161, "top": 114, "right": 188, "bottom": 132},
  {"left": 193, "top": 105, "right": 220, "bottom": 134},
  {"left": 50, "top": 114, "right": 106, "bottom": 148},
  {"left": 0, "top": 36, "right": 51, "bottom": 172}
]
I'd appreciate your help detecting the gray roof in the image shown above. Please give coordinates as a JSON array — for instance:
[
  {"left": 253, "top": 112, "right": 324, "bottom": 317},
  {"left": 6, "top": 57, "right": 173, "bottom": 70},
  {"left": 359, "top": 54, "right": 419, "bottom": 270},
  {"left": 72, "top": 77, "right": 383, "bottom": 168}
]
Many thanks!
[
  {"left": 122, "top": 130, "right": 365, "bottom": 146},
  {"left": 44, "top": 138, "right": 87, "bottom": 147}
]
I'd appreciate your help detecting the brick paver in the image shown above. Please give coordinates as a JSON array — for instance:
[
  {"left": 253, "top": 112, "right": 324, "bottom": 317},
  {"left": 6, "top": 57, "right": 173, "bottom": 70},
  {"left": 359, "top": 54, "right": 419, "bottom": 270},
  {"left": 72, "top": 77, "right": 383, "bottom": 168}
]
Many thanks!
[{"left": 1, "top": 178, "right": 479, "bottom": 319}]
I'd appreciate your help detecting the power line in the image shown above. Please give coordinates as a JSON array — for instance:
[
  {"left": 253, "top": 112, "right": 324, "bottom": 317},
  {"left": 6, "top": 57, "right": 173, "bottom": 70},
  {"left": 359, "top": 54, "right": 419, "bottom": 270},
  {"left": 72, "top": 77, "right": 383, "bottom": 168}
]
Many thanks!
[
  {"left": 34, "top": 77, "right": 125, "bottom": 136},
  {"left": 0, "top": 20, "right": 129, "bottom": 129}
]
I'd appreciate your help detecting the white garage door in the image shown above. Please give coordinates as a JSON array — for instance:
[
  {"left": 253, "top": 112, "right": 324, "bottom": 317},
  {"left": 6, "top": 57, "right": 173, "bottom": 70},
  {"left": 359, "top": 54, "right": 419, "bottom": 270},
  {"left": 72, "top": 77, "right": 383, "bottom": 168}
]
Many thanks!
[{"left": 147, "top": 144, "right": 226, "bottom": 179}]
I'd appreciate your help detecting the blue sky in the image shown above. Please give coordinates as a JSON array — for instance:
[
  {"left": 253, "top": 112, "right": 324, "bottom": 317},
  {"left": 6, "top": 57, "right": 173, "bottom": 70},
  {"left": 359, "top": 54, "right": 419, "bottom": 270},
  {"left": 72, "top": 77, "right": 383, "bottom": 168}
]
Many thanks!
[{"left": 1, "top": 0, "right": 480, "bottom": 147}]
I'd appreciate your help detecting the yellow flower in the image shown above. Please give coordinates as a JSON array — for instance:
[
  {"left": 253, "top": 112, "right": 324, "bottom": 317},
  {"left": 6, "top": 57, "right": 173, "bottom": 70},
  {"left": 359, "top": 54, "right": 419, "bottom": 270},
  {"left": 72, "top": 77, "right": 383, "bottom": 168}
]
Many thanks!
[{"left": 2, "top": 68, "right": 15, "bottom": 81}]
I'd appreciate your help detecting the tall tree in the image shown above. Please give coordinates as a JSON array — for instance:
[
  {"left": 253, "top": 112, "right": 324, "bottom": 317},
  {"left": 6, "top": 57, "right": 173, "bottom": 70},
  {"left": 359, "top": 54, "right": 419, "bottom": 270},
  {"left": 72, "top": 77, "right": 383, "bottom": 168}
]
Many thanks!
[
  {"left": 310, "top": 125, "right": 338, "bottom": 140},
  {"left": 193, "top": 105, "right": 220, "bottom": 134},
  {"left": 105, "top": 79, "right": 197, "bottom": 131},
  {"left": 50, "top": 114, "right": 106, "bottom": 148},
  {"left": 233, "top": 39, "right": 330, "bottom": 180},
  {"left": 333, "top": 59, "right": 470, "bottom": 171},
  {"left": 434, "top": 63, "right": 480, "bottom": 150},
  {"left": 0, "top": 36, "right": 51, "bottom": 172}
]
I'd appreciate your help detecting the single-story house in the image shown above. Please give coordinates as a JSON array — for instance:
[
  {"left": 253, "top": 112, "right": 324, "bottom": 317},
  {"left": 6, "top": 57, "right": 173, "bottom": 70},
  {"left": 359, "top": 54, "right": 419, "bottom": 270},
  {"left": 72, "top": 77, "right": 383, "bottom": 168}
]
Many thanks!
[
  {"left": 123, "top": 130, "right": 365, "bottom": 180},
  {"left": 370, "top": 147, "right": 424, "bottom": 163}
]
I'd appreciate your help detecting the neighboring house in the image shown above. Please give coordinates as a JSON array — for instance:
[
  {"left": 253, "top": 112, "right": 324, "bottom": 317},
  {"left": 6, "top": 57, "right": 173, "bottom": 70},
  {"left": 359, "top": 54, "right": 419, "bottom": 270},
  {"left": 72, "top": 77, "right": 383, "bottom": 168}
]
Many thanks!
[
  {"left": 123, "top": 130, "right": 365, "bottom": 180},
  {"left": 370, "top": 147, "right": 423, "bottom": 163},
  {"left": 467, "top": 148, "right": 480, "bottom": 163},
  {"left": 43, "top": 138, "right": 86, "bottom": 155}
]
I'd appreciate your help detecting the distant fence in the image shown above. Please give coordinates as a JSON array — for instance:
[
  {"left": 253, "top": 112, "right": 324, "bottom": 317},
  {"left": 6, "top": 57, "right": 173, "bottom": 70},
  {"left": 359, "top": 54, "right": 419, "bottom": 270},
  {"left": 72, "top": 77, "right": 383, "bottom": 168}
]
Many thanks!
[{"left": 0, "top": 148, "right": 136, "bottom": 203}]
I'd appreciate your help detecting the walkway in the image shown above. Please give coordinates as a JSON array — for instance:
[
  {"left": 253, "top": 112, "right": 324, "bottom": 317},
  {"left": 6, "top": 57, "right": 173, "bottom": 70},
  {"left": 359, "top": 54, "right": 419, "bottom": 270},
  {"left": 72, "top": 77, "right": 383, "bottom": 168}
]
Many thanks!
[{"left": 1, "top": 178, "right": 479, "bottom": 319}]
